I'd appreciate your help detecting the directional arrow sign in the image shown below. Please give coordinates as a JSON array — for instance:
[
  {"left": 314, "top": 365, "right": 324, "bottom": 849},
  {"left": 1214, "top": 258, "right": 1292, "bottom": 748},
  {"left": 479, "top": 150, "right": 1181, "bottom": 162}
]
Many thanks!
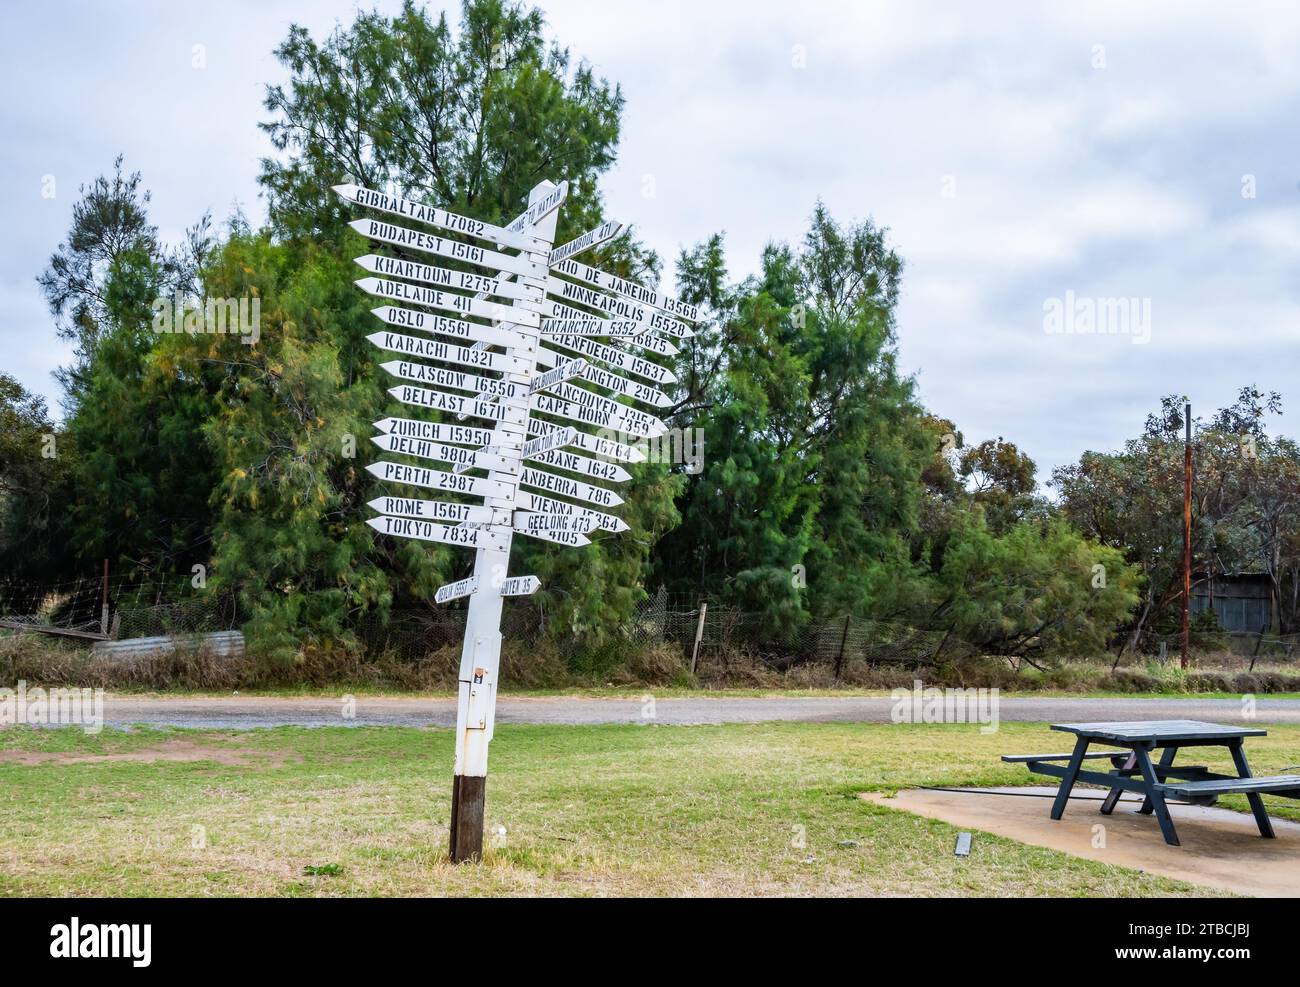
[
  {"left": 366, "top": 460, "right": 515, "bottom": 499},
  {"left": 371, "top": 434, "right": 517, "bottom": 473},
  {"left": 373, "top": 417, "right": 494, "bottom": 447},
  {"left": 357, "top": 277, "right": 537, "bottom": 328},
  {"left": 540, "top": 318, "right": 649, "bottom": 338},
  {"left": 367, "top": 496, "right": 506, "bottom": 525},
  {"left": 536, "top": 346, "right": 670, "bottom": 407},
  {"left": 371, "top": 306, "right": 538, "bottom": 352},
  {"left": 527, "top": 418, "right": 646, "bottom": 464},
  {"left": 389, "top": 385, "right": 527, "bottom": 425},
  {"left": 349, "top": 218, "right": 541, "bottom": 278},
  {"left": 544, "top": 279, "right": 694, "bottom": 338},
  {"left": 355, "top": 255, "right": 537, "bottom": 302},
  {"left": 513, "top": 511, "right": 598, "bottom": 534},
  {"left": 545, "top": 301, "right": 679, "bottom": 356},
  {"left": 368, "top": 331, "right": 527, "bottom": 375},
  {"left": 514, "top": 490, "right": 629, "bottom": 533},
  {"left": 502, "top": 181, "right": 568, "bottom": 240},
  {"left": 498, "top": 575, "right": 541, "bottom": 597},
  {"left": 541, "top": 334, "right": 676, "bottom": 385},
  {"left": 530, "top": 358, "right": 587, "bottom": 394},
  {"left": 545, "top": 382, "right": 667, "bottom": 435},
  {"left": 335, "top": 184, "right": 545, "bottom": 253},
  {"left": 368, "top": 514, "right": 506, "bottom": 549},
  {"left": 520, "top": 466, "right": 622, "bottom": 508},
  {"left": 512, "top": 524, "right": 590, "bottom": 547},
  {"left": 549, "top": 220, "right": 623, "bottom": 265},
  {"left": 530, "top": 390, "right": 666, "bottom": 439},
  {"left": 436, "top": 576, "right": 480, "bottom": 603},
  {"left": 528, "top": 448, "right": 630, "bottom": 483},
  {"left": 521, "top": 426, "right": 577, "bottom": 460},
  {"left": 381, "top": 360, "right": 521, "bottom": 401},
  {"left": 550, "top": 257, "right": 700, "bottom": 322}
]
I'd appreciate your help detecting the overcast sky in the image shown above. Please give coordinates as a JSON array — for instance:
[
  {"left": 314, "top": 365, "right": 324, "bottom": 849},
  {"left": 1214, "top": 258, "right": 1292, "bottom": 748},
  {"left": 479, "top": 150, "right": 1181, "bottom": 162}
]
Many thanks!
[{"left": 2, "top": 1, "right": 1297, "bottom": 484}]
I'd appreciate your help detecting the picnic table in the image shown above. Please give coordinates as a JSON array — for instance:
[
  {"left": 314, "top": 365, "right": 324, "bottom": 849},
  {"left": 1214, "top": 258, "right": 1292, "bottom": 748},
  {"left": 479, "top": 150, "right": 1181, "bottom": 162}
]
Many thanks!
[{"left": 1002, "top": 720, "right": 1300, "bottom": 846}]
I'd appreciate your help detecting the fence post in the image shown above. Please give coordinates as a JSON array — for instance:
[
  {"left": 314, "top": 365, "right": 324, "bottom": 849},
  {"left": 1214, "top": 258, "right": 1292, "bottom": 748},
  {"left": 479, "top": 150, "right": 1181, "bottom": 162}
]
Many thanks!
[
  {"left": 835, "top": 614, "right": 851, "bottom": 680},
  {"left": 690, "top": 602, "right": 708, "bottom": 676},
  {"left": 1250, "top": 626, "right": 1266, "bottom": 672},
  {"left": 100, "top": 559, "right": 109, "bottom": 636}
]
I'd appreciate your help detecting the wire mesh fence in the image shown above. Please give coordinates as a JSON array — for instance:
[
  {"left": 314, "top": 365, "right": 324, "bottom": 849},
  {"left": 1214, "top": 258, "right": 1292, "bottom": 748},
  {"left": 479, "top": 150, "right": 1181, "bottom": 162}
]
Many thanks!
[{"left": 2, "top": 573, "right": 1298, "bottom": 674}]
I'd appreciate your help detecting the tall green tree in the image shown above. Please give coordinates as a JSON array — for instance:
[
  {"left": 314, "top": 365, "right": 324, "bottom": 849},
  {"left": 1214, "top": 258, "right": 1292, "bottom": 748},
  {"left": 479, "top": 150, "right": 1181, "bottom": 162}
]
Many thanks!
[{"left": 655, "top": 205, "right": 932, "bottom": 629}]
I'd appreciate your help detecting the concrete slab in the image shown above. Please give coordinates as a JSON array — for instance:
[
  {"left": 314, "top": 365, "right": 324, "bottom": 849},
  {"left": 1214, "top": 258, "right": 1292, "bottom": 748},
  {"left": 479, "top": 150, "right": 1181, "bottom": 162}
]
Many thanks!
[{"left": 861, "top": 786, "right": 1300, "bottom": 897}]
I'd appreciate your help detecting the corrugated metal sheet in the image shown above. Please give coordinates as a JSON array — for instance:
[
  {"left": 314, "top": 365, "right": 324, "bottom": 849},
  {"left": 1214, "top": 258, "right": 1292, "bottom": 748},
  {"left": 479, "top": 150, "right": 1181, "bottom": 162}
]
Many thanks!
[{"left": 92, "top": 630, "right": 245, "bottom": 660}]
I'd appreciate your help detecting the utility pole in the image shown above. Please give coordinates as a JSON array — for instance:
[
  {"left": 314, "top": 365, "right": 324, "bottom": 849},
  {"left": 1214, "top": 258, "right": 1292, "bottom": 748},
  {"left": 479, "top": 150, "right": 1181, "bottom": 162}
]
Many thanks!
[{"left": 1182, "top": 402, "right": 1192, "bottom": 670}]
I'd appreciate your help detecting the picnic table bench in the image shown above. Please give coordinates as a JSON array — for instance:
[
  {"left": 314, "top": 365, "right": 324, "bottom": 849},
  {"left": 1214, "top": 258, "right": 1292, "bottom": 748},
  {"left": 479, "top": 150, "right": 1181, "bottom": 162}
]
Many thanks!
[{"left": 1002, "top": 720, "right": 1300, "bottom": 846}]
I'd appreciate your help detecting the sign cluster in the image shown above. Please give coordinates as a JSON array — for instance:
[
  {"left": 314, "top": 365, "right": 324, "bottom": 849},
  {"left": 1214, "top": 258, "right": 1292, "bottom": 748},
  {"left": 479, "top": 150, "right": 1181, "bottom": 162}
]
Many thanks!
[{"left": 334, "top": 178, "right": 700, "bottom": 861}]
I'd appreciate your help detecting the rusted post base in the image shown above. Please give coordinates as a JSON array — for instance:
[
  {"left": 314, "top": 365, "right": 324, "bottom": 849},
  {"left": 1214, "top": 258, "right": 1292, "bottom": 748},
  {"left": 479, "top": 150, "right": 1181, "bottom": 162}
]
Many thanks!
[{"left": 449, "top": 774, "right": 486, "bottom": 863}]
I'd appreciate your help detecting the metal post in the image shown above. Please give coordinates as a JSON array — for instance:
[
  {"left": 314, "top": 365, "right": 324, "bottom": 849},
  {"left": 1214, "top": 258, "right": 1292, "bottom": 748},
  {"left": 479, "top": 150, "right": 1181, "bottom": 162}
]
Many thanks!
[
  {"left": 1182, "top": 403, "right": 1192, "bottom": 670},
  {"left": 100, "top": 559, "right": 109, "bottom": 636},
  {"left": 834, "top": 614, "right": 851, "bottom": 680},
  {"left": 690, "top": 602, "right": 707, "bottom": 675},
  {"left": 448, "top": 182, "right": 559, "bottom": 863}
]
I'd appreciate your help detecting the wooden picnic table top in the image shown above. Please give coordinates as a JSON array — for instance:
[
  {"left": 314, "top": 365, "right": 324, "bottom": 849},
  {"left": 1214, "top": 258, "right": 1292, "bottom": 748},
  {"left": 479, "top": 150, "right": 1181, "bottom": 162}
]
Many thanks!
[{"left": 1049, "top": 719, "right": 1267, "bottom": 743}]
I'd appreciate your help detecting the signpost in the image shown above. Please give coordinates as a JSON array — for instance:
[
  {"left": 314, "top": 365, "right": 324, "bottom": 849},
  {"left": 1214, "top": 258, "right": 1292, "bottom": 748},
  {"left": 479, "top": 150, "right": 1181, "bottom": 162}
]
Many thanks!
[{"left": 338, "top": 176, "right": 700, "bottom": 862}]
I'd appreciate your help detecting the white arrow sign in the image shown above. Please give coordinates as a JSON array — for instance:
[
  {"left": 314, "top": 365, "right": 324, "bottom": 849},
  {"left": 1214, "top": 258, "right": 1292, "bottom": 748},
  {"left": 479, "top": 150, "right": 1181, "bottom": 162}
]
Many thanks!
[
  {"left": 502, "top": 181, "right": 569, "bottom": 240},
  {"left": 498, "top": 574, "right": 541, "bottom": 596},
  {"left": 549, "top": 220, "right": 623, "bottom": 265},
  {"left": 514, "top": 490, "right": 628, "bottom": 533},
  {"left": 357, "top": 277, "right": 537, "bottom": 328},
  {"left": 544, "top": 382, "right": 667, "bottom": 436},
  {"left": 371, "top": 434, "right": 517, "bottom": 473},
  {"left": 335, "top": 184, "right": 545, "bottom": 253},
  {"left": 521, "top": 426, "right": 577, "bottom": 460},
  {"left": 366, "top": 460, "right": 515, "bottom": 499},
  {"left": 349, "top": 218, "right": 541, "bottom": 279},
  {"left": 371, "top": 306, "right": 538, "bottom": 352},
  {"left": 390, "top": 385, "right": 527, "bottom": 425},
  {"left": 542, "top": 334, "right": 676, "bottom": 385},
  {"left": 536, "top": 345, "right": 670, "bottom": 407},
  {"left": 545, "top": 301, "right": 679, "bottom": 356},
  {"left": 512, "top": 524, "right": 591, "bottom": 547},
  {"left": 540, "top": 318, "right": 649, "bottom": 338},
  {"left": 527, "top": 447, "right": 631, "bottom": 484},
  {"left": 367, "top": 496, "right": 506, "bottom": 525},
  {"left": 544, "top": 278, "right": 693, "bottom": 338},
  {"left": 381, "top": 360, "right": 521, "bottom": 401},
  {"left": 530, "top": 390, "right": 666, "bottom": 439},
  {"left": 368, "top": 514, "right": 507, "bottom": 549},
  {"left": 530, "top": 358, "right": 587, "bottom": 394},
  {"left": 513, "top": 511, "right": 598, "bottom": 534},
  {"left": 355, "top": 255, "right": 537, "bottom": 301},
  {"left": 436, "top": 575, "right": 480, "bottom": 603},
  {"left": 368, "top": 331, "right": 527, "bottom": 375},
  {"left": 373, "top": 417, "right": 494, "bottom": 447},
  {"left": 520, "top": 466, "right": 622, "bottom": 508},
  {"left": 550, "top": 257, "right": 700, "bottom": 322},
  {"left": 527, "top": 418, "right": 646, "bottom": 463}
]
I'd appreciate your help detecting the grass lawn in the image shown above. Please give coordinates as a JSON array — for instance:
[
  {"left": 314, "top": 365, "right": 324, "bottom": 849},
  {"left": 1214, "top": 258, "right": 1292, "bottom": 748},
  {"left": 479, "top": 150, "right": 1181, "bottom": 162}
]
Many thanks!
[{"left": 3, "top": 720, "right": 1300, "bottom": 897}]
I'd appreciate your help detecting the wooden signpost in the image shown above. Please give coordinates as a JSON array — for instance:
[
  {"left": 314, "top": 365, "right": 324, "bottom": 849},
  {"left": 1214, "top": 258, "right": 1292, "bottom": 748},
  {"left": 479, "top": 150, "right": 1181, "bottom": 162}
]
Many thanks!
[{"left": 336, "top": 177, "right": 700, "bottom": 862}]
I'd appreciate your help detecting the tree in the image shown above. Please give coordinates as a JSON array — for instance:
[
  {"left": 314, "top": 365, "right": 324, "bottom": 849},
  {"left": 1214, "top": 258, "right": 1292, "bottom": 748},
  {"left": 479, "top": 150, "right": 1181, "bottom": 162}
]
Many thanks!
[
  {"left": 958, "top": 437, "right": 1038, "bottom": 534},
  {"left": 0, "top": 375, "right": 74, "bottom": 582},
  {"left": 1054, "top": 387, "right": 1300, "bottom": 649},
  {"left": 655, "top": 204, "right": 932, "bottom": 629},
  {"left": 197, "top": 0, "right": 673, "bottom": 651}
]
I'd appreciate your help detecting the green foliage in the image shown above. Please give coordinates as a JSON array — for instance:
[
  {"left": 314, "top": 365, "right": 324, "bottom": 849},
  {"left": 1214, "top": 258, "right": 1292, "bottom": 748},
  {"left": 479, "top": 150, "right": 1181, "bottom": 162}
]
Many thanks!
[
  {"left": 656, "top": 205, "right": 932, "bottom": 633},
  {"left": 929, "top": 514, "right": 1141, "bottom": 660}
]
